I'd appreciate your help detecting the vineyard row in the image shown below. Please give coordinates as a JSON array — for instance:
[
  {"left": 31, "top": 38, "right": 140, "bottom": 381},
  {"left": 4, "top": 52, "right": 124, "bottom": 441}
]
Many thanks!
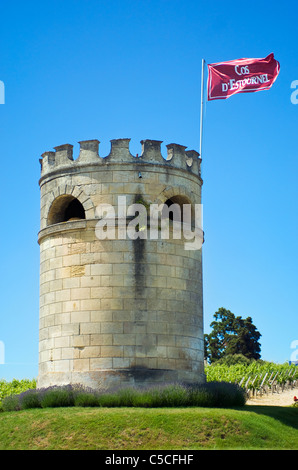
[{"left": 205, "top": 362, "right": 298, "bottom": 397}]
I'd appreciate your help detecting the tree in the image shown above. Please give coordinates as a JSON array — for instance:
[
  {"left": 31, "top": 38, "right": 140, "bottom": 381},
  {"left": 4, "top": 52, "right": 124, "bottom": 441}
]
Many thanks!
[{"left": 204, "top": 307, "right": 261, "bottom": 363}]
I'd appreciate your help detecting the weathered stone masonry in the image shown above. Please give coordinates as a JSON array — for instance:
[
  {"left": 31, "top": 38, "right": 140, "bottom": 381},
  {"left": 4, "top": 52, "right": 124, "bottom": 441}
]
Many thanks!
[{"left": 37, "top": 138, "right": 205, "bottom": 390}]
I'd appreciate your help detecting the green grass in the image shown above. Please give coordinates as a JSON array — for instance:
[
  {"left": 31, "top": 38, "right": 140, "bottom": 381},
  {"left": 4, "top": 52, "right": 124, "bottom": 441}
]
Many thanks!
[
  {"left": 1, "top": 378, "right": 297, "bottom": 450},
  {"left": 0, "top": 405, "right": 297, "bottom": 450}
]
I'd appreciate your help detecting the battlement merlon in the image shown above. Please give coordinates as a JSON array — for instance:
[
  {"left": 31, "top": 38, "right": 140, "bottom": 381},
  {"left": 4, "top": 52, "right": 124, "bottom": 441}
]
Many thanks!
[
  {"left": 39, "top": 138, "right": 202, "bottom": 178},
  {"left": 78, "top": 140, "right": 100, "bottom": 162}
]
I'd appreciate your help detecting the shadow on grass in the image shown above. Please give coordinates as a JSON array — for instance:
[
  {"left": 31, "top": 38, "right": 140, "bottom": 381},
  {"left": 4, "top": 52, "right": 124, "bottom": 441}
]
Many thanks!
[{"left": 243, "top": 405, "right": 298, "bottom": 430}]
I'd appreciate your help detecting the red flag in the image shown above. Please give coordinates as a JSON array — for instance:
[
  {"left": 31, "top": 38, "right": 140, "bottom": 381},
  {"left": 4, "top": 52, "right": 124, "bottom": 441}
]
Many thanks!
[{"left": 207, "top": 53, "right": 280, "bottom": 101}]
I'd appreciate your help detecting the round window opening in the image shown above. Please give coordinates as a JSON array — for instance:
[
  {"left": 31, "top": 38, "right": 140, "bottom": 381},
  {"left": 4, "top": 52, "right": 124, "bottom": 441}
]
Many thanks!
[{"left": 47, "top": 195, "right": 86, "bottom": 226}]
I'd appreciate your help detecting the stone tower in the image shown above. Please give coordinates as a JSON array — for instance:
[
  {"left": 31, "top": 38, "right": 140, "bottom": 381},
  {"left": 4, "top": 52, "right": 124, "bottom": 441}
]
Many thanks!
[{"left": 37, "top": 138, "right": 204, "bottom": 390}]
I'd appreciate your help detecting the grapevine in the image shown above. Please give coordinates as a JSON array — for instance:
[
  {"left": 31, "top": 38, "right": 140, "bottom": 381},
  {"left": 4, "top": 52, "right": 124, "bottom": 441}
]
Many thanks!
[
  {"left": 0, "top": 378, "right": 36, "bottom": 404},
  {"left": 205, "top": 362, "right": 298, "bottom": 396}
]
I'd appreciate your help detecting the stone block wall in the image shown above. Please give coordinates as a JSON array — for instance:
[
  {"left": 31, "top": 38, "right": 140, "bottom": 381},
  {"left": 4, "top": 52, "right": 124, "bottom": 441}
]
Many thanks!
[{"left": 37, "top": 138, "right": 204, "bottom": 390}]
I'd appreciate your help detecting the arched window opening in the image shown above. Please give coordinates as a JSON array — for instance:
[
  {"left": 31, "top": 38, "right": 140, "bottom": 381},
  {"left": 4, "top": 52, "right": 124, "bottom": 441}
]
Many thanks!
[
  {"left": 162, "top": 195, "right": 192, "bottom": 224},
  {"left": 47, "top": 195, "right": 86, "bottom": 226},
  {"left": 64, "top": 198, "right": 85, "bottom": 221}
]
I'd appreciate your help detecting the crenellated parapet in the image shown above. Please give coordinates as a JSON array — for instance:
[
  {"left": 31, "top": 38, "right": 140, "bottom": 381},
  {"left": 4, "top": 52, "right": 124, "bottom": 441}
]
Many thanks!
[{"left": 39, "top": 138, "right": 202, "bottom": 179}]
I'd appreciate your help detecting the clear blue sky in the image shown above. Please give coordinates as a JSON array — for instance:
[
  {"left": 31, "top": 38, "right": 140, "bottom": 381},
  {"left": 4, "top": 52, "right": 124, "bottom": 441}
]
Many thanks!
[{"left": 0, "top": 0, "right": 297, "bottom": 380}]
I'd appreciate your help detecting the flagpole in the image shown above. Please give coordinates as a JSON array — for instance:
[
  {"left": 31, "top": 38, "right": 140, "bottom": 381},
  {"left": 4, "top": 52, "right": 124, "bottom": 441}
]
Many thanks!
[{"left": 200, "top": 59, "right": 205, "bottom": 159}]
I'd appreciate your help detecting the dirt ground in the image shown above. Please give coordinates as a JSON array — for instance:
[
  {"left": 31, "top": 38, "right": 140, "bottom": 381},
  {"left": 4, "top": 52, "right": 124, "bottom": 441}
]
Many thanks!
[{"left": 246, "top": 387, "right": 298, "bottom": 407}]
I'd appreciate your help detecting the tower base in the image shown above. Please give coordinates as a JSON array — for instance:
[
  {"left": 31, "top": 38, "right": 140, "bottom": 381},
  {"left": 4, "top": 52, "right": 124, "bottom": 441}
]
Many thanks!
[{"left": 37, "top": 368, "right": 206, "bottom": 391}]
